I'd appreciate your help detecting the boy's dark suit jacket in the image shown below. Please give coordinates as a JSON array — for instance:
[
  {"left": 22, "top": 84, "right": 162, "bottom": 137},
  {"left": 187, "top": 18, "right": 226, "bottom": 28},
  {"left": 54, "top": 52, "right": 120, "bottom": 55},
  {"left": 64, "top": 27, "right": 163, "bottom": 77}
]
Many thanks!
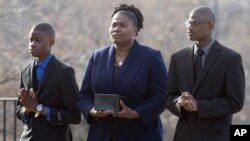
[
  {"left": 16, "top": 56, "right": 81, "bottom": 141},
  {"left": 77, "top": 40, "right": 168, "bottom": 141},
  {"left": 166, "top": 40, "right": 245, "bottom": 141}
]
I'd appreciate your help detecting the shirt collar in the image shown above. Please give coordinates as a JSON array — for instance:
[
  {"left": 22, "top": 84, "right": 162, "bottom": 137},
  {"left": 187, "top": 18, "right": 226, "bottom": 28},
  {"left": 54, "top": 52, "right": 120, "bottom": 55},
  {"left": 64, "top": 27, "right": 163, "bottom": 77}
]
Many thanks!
[
  {"left": 35, "top": 53, "right": 53, "bottom": 69},
  {"left": 194, "top": 38, "right": 215, "bottom": 55}
]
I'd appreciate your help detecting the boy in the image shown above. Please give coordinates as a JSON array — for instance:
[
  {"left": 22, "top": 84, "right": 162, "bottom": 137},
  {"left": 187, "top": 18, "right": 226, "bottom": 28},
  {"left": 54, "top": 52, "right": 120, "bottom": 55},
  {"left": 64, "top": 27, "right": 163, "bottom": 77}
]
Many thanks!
[{"left": 16, "top": 23, "right": 81, "bottom": 141}]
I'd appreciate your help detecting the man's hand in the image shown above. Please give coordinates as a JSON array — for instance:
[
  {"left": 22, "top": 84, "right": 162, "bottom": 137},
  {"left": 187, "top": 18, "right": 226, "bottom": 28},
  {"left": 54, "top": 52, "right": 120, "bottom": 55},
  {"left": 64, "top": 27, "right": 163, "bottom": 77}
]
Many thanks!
[{"left": 178, "top": 91, "right": 198, "bottom": 112}]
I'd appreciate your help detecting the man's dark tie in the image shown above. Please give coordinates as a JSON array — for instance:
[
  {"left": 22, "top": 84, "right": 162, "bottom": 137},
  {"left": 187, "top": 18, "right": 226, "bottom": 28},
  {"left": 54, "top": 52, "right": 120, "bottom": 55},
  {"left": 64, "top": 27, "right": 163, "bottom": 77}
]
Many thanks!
[{"left": 195, "top": 48, "right": 204, "bottom": 81}]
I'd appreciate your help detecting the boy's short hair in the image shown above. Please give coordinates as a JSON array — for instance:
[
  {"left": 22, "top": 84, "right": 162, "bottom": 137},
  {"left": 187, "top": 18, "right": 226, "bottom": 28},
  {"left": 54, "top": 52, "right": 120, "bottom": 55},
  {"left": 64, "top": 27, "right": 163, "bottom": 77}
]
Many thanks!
[{"left": 31, "top": 23, "right": 55, "bottom": 39}]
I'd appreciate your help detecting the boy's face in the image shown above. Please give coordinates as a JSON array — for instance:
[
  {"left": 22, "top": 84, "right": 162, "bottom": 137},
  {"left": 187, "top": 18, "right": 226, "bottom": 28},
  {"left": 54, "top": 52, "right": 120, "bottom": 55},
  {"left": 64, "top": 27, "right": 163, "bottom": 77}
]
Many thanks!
[{"left": 29, "top": 29, "right": 53, "bottom": 60}]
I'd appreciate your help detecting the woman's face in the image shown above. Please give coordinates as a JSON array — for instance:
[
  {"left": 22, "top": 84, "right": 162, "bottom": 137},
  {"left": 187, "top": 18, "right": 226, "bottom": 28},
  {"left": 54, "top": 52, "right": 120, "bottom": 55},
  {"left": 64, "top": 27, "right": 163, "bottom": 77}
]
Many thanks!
[{"left": 109, "top": 12, "right": 138, "bottom": 47}]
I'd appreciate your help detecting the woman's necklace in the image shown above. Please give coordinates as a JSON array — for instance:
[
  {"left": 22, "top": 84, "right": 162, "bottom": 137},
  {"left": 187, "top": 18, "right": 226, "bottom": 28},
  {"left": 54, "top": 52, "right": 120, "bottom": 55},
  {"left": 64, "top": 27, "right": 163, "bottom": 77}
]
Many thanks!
[
  {"left": 115, "top": 45, "right": 131, "bottom": 67},
  {"left": 116, "top": 53, "right": 124, "bottom": 66}
]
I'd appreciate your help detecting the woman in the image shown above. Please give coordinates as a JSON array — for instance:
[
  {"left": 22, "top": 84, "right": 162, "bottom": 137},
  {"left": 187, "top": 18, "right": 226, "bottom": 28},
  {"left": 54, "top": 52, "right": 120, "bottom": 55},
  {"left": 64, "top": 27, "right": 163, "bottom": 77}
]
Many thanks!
[{"left": 77, "top": 4, "right": 168, "bottom": 141}]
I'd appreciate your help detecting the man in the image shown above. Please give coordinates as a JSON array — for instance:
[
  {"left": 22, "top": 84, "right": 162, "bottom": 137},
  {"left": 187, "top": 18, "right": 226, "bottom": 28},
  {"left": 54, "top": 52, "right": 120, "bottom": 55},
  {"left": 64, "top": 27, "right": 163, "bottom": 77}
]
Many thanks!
[
  {"left": 16, "top": 23, "right": 81, "bottom": 141},
  {"left": 166, "top": 6, "right": 245, "bottom": 141}
]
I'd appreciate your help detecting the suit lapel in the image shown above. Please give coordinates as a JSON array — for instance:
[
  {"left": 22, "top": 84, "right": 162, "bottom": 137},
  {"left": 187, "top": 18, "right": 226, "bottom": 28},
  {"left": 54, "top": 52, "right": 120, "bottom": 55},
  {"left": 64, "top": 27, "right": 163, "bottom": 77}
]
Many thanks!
[
  {"left": 29, "top": 61, "right": 36, "bottom": 89},
  {"left": 117, "top": 40, "right": 139, "bottom": 86},
  {"left": 107, "top": 45, "right": 115, "bottom": 70},
  {"left": 185, "top": 46, "right": 196, "bottom": 92},
  {"left": 107, "top": 45, "right": 116, "bottom": 91},
  {"left": 193, "top": 41, "right": 221, "bottom": 94},
  {"left": 36, "top": 57, "right": 56, "bottom": 95},
  {"left": 107, "top": 40, "right": 139, "bottom": 91}
]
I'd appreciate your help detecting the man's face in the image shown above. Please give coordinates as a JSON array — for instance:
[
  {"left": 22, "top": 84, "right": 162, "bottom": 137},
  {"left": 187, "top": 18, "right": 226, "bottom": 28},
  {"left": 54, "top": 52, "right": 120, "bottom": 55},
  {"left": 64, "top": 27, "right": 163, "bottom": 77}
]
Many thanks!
[
  {"left": 29, "top": 29, "right": 52, "bottom": 59},
  {"left": 186, "top": 11, "right": 213, "bottom": 42},
  {"left": 109, "top": 12, "right": 137, "bottom": 47}
]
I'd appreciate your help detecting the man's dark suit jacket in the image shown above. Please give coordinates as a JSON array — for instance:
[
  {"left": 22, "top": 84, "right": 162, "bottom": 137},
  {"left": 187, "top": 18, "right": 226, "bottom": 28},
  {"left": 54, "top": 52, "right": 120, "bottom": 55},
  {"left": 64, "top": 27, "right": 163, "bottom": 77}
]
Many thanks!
[
  {"left": 166, "top": 40, "right": 245, "bottom": 141},
  {"left": 77, "top": 40, "right": 168, "bottom": 141},
  {"left": 16, "top": 56, "right": 81, "bottom": 141}
]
